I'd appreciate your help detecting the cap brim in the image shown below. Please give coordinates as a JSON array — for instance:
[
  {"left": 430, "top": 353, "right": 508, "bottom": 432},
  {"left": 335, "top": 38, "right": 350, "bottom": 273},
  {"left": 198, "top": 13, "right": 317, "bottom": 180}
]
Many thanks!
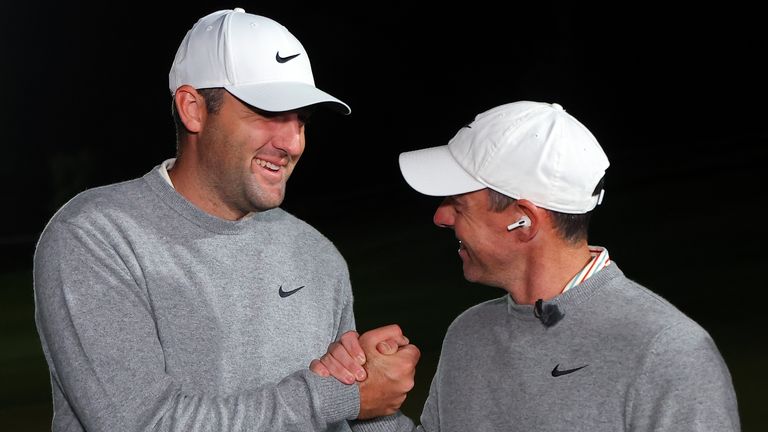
[
  {"left": 398, "top": 145, "right": 486, "bottom": 196},
  {"left": 226, "top": 82, "right": 350, "bottom": 114}
]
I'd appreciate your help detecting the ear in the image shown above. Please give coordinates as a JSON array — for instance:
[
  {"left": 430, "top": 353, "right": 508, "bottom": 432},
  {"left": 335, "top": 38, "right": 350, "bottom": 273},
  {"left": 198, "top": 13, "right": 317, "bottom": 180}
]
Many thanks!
[
  {"left": 510, "top": 199, "right": 542, "bottom": 241},
  {"left": 174, "top": 85, "right": 206, "bottom": 134}
]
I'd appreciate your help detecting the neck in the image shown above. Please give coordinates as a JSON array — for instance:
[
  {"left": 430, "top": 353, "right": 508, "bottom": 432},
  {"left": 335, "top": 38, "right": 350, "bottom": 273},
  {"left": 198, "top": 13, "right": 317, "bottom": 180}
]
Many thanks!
[
  {"left": 168, "top": 147, "right": 248, "bottom": 221},
  {"left": 505, "top": 239, "right": 592, "bottom": 305}
]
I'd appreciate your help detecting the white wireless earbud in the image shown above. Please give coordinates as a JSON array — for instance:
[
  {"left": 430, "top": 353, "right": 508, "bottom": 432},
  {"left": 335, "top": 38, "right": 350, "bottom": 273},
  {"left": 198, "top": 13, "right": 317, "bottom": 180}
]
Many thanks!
[{"left": 507, "top": 215, "right": 531, "bottom": 231}]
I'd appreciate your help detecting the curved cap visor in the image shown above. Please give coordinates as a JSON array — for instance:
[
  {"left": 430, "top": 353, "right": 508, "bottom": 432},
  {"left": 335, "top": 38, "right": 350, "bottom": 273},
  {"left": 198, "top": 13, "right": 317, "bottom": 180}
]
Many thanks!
[
  {"left": 169, "top": 9, "right": 351, "bottom": 115},
  {"left": 398, "top": 145, "right": 485, "bottom": 196},
  {"left": 226, "top": 82, "right": 350, "bottom": 114}
]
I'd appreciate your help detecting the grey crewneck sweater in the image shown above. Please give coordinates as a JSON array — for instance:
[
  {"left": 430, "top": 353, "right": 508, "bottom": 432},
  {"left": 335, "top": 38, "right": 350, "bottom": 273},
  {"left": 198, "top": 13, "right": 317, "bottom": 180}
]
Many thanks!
[
  {"left": 361, "top": 263, "right": 740, "bottom": 432},
  {"left": 33, "top": 166, "right": 361, "bottom": 431}
]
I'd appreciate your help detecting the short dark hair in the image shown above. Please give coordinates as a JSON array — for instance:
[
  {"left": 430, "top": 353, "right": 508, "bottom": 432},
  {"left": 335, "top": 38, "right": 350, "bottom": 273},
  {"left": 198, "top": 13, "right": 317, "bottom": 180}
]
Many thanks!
[
  {"left": 171, "top": 87, "right": 226, "bottom": 154},
  {"left": 486, "top": 177, "right": 605, "bottom": 244}
]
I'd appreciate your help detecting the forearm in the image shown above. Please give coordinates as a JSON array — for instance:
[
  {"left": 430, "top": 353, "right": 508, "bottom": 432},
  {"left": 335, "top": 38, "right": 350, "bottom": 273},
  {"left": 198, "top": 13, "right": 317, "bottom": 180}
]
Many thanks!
[
  {"left": 42, "top": 343, "right": 358, "bottom": 432},
  {"left": 151, "top": 371, "right": 358, "bottom": 432},
  {"left": 38, "top": 278, "right": 360, "bottom": 431}
]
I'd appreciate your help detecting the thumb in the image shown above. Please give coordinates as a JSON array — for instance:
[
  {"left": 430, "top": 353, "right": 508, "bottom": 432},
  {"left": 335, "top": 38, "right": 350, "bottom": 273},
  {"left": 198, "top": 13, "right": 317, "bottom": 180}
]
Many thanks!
[
  {"left": 376, "top": 340, "right": 397, "bottom": 355},
  {"left": 359, "top": 324, "right": 404, "bottom": 351}
]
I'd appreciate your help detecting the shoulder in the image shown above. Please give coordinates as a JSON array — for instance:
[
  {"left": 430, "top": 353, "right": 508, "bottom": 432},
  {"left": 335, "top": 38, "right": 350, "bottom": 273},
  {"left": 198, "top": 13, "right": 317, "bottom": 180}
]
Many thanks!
[
  {"left": 267, "top": 209, "right": 336, "bottom": 247},
  {"left": 34, "top": 177, "right": 152, "bottom": 271},
  {"left": 594, "top": 264, "right": 706, "bottom": 340},
  {"left": 589, "top": 265, "right": 734, "bottom": 387},
  {"left": 627, "top": 310, "right": 738, "bottom": 429},
  {"left": 266, "top": 208, "right": 347, "bottom": 265},
  {"left": 39, "top": 178, "right": 148, "bottom": 240},
  {"left": 46, "top": 177, "right": 147, "bottom": 226},
  {"left": 444, "top": 295, "right": 508, "bottom": 339}
]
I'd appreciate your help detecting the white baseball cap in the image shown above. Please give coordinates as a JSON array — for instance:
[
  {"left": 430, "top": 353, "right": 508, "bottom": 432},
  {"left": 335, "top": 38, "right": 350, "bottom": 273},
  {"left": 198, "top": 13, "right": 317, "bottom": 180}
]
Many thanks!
[
  {"left": 169, "top": 8, "right": 350, "bottom": 114},
  {"left": 398, "top": 101, "right": 609, "bottom": 214}
]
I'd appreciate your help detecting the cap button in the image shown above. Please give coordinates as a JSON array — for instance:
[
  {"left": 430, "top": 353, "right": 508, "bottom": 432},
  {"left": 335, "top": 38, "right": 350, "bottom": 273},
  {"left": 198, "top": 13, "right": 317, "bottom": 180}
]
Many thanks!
[
  {"left": 551, "top": 103, "right": 564, "bottom": 111},
  {"left": 233, "top": 7, "right": 245, "bottom": 13}
]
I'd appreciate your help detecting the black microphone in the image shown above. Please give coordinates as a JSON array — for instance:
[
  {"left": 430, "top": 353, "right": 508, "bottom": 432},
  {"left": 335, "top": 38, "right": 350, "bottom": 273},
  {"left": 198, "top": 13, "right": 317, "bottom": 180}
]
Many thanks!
[{"left": 534, "top": 299, "right": 564, "bottom": 327}]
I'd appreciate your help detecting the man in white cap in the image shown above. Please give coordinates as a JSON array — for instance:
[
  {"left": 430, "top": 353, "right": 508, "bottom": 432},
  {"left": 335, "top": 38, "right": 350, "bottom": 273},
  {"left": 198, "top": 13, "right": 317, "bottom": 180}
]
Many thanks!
[
  {"left": 311, "top": 101, "right": 740, "bottom": 431},
  {"left": 33, "top": 8, "right": 418, "bottom": 431}
]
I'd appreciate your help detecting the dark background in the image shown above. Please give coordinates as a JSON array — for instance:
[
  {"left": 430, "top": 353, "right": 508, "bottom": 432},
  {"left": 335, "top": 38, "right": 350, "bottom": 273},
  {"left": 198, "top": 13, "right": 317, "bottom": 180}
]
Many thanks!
[{"left": 2, "top": 1, "right": 766, "bottom": 429}]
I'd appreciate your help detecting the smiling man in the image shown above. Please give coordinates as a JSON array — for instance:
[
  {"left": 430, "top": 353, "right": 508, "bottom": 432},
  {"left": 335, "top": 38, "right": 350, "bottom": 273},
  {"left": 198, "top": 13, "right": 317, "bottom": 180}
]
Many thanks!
[
  {"left": 313, "top": 101, "right": 740, "bottom": 431},
  {"left": 32, "top": 8, "right": 418, "bottom": 432}
]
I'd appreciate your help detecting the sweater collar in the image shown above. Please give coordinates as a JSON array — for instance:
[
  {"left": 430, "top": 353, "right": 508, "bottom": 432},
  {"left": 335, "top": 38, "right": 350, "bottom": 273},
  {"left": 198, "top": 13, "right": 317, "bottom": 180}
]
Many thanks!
[
  {"left": 143, "top": 164, "right": 283, "bottom": 235},
  {"left": 505, "top": 262, "right": 625, "bottom": 325}
]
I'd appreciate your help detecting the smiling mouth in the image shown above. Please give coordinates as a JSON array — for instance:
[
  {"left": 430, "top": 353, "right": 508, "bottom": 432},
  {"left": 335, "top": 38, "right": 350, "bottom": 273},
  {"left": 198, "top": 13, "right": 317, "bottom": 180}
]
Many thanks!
[{"left": 255, "top": 158, "right": 281, "bottom": 172}]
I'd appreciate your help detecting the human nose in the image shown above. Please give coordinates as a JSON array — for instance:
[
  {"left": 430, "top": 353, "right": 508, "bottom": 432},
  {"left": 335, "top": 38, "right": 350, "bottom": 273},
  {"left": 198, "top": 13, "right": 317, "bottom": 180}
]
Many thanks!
[
  {"left": 271, "top": 116, "right": 304, "bottom": 156},
  {"left": 433, "top": 198, "right": 455, "bottom": 229}
]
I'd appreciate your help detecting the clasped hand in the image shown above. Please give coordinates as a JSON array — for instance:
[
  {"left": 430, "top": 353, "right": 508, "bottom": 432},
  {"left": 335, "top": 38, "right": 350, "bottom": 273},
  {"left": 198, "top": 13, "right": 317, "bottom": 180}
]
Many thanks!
[{"left": 310, "top": 324, "right": 420, "bottom": 419}]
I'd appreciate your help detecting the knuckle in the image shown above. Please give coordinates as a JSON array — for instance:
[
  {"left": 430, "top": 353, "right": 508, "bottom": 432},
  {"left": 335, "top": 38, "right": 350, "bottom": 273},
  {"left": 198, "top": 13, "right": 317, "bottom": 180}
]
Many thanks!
[{"left": 406, "top": 379, "right": 415, "bottom": 391}]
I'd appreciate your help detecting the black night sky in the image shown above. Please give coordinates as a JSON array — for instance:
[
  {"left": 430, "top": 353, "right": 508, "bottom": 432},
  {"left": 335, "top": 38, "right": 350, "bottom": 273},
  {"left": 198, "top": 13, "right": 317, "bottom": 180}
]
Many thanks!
[
  {"left": 3, "top": 1, "right": 767, "bottom": 429},
  {"left": 5, "top": 3, "right": 767, "bottom": 247}
]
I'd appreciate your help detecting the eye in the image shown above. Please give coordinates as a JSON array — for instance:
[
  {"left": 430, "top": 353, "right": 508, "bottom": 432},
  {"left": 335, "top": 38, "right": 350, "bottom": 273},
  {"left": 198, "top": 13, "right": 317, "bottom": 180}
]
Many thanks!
[
  {"left": 298, "top": 112, "right": 312, "bottom": 126},
  {"left": 297, "top": 108, "right": 315, "bottom": 126},
  {"left": 247, "top": 105, "right": 280, "bottom": 119}
]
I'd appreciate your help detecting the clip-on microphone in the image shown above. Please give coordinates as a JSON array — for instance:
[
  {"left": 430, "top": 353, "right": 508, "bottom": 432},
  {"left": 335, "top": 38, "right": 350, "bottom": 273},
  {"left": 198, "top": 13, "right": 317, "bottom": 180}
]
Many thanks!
[{"left": 534, "top": 299, "right": 564, "bottom": 327}]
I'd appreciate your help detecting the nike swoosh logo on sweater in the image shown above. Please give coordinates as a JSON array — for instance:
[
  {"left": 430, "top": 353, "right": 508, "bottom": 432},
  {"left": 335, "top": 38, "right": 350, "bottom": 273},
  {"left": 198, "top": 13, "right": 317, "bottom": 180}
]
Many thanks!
[
  {"left": 278, "top": 285, "right": 305, "bottom": 298},
  {"left": 551, "top": 364, "right": 588, "bottom": 377}
]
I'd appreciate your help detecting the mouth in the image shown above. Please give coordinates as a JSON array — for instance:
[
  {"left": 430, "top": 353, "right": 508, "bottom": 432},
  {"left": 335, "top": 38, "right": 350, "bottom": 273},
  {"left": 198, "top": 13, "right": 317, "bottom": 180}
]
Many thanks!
[{"left": 255, "top": 158, "right": 282, "bottom": 172}]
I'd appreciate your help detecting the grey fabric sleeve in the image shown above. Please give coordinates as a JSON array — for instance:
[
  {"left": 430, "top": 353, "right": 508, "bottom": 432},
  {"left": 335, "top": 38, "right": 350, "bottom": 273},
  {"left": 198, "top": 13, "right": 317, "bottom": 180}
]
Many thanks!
[
  {"left": 34, "top": 221, "right": 359, "bottom": 432},
  {"left": 349, "top": 412, "right": 417, "bottom": 432},
  {"left": 626, "top": 322, "right": 740, "bottom": 432}
]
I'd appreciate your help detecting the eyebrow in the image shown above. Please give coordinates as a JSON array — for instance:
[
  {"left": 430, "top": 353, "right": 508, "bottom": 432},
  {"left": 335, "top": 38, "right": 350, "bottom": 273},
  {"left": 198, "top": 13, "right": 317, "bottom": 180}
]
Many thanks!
[{"left": 449, "top": 195, "right": 466, "bottom": 209}]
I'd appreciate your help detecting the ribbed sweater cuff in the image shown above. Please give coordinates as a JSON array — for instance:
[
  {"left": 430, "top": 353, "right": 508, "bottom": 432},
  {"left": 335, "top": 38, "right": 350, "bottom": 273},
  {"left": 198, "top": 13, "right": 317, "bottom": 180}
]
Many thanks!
[
  {"left": 305, "top": 371, "right": 360, "bottom": 422},
  {"left": 350, "top": 411, "right": 410, "bottom": 431}
]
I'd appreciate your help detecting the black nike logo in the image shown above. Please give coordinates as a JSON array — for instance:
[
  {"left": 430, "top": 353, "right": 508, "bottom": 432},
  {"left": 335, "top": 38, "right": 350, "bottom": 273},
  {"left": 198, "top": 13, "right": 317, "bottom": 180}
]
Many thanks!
[
  {"left": 278, "top": 285, "right": 305, "bottom": 298},
  {"left": 551, "top": 364, "right": 587, "bottom": 377},
  {"left": 275, "top": 51, "right": 301, "bottom": 63}
]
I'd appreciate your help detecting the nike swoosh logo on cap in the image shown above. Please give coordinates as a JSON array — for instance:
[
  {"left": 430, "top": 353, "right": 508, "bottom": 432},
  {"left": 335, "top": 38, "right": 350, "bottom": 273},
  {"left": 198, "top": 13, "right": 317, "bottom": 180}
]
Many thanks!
[
  {"left": 275, "top": 51, "right": 301, "bottom": 63},
  {"left": 278, "top": 285, "right": 305, "bottom": 298}
]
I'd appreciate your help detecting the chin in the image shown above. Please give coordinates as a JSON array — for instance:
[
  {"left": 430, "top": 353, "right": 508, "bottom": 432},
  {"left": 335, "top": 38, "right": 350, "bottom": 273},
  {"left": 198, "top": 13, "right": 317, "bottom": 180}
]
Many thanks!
[
  {"left": 253, "top": 198, "right": 283, "bottom": 212},
  {"left": 246, "top": 187, "right": 285, "bottom": 211},
  {"left": 462, "top": 267, "right": 479, "bottom": 283}
]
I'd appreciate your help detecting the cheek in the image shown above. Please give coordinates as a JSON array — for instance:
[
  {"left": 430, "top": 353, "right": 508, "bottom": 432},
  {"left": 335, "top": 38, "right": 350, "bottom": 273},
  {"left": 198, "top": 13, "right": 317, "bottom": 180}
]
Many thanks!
[
  {"left": 239, "top": 135, "right": 271, "bottom": 159},
  {"left": 464, "top": 221, "right": 499, "bottom": 252}
]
